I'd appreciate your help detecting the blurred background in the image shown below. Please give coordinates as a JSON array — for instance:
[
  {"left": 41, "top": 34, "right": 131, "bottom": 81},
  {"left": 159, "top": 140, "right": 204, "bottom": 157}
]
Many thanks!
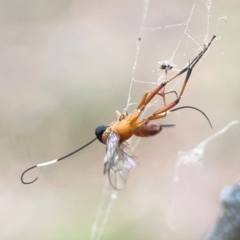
[{"left": 0, "top": 0, "right": 240, "bottom": 239}]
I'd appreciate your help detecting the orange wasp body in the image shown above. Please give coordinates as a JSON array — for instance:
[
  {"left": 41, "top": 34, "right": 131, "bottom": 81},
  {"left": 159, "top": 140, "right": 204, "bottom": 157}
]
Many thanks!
[{"left": 101, "top": 109, "right": 162, "bottom": 144}]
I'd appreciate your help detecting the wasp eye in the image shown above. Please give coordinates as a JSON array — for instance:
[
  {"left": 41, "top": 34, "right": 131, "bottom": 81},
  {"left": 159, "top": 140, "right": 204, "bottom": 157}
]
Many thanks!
[{"left": 95, "top": 125, "right": 108, "bottom": 143}]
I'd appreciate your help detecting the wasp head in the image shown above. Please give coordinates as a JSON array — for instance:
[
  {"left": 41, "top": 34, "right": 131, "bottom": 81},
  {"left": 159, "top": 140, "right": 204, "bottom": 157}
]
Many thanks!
[{"left": 95, "top": 125, "right": 108, "bottom": 143}]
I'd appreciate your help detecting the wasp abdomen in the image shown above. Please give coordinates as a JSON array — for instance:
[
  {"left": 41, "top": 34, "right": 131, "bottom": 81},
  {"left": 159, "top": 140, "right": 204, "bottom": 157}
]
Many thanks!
[{"left": 133, "top": 123, "right": 162, "bottom": 137}]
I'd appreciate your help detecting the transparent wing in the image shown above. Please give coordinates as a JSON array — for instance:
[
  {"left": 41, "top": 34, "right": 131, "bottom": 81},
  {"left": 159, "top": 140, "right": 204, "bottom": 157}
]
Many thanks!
[{"left": 104, "top": 131, "right": 138, "bottom": 190}]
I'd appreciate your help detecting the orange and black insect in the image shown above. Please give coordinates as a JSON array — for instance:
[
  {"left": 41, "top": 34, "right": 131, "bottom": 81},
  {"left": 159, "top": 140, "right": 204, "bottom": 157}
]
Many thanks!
[{"left": 21, "top": 35, "right": 216, "bottom": 190}]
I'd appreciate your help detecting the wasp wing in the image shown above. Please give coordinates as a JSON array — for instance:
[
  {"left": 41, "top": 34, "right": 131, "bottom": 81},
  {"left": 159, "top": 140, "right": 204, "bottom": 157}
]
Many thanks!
[{"left": 104, "top": 131, "right": 138, "bottom": 190}]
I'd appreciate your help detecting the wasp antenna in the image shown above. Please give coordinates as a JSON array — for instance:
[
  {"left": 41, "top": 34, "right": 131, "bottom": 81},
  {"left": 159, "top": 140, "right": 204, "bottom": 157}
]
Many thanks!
[
  {"left": 21, "top": 165, "right": 38, "bottom": 184},
  {"left": 170, "top": 106, "right": 212, "bottom": 129},
  {"left": 57, "top": 137, "right": 97, "bottom": 161},
  {"left": 21, "top": 137, "right": 97, "bottom": 185}
]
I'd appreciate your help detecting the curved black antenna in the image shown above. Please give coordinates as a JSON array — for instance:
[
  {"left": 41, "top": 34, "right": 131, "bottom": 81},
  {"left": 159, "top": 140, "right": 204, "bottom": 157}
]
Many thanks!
[
  {"left": 21, "top": 137, "right": 97, "bottom": 184},
  {"left": 170, "top": 106, "right": 212, "bottom": 129},
  {"left": 21, "top": 166, "right": 38, "bottom": 184}
]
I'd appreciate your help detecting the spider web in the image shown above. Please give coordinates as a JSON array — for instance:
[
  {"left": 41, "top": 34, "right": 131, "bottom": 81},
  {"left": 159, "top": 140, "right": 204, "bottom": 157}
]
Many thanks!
[
  {"left": 90, "top": 1, "right": 238, "bottom": 240},
  {"left": 0, "top": 0, "right": 238, "bottom": 239}
]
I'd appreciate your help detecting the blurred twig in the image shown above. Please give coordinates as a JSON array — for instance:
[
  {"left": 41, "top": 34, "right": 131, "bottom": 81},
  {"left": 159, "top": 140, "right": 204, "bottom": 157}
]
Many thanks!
[{"left": 205, "top": 182, "right": 240, "bottom": 240}]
